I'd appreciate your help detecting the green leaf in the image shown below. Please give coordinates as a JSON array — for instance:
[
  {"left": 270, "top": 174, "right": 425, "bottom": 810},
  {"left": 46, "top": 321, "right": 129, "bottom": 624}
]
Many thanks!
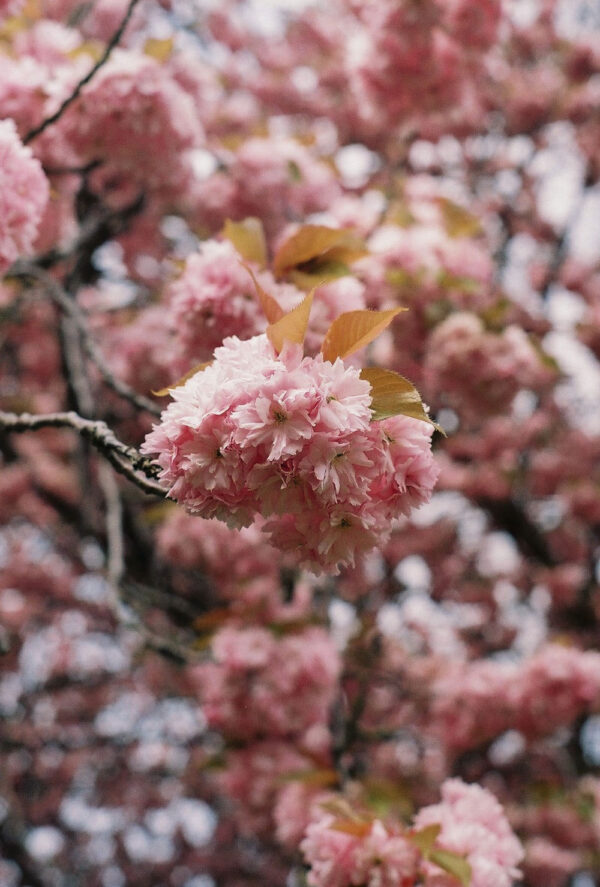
[
  {"left": 360, "top": 367, "right": 444, "bottom": 433},
  {"left": 223, "top": 217, "right": 267, "bottom": 268},
  {"left": 287, "top": 159, "right": 303, "bottom": 182},
  {"left": 363, "top": 778, "right": 413, "bottom": 819},
  {"left": 321, "top": 308, "right": 406, "bottom": 363},
  {"left": 408, "top": 824, "right": 441, "bottom": 856},
  {"left": 385, "top": 268, "right": 423, "bottom": 291},
  {"left": 289, "top": 260, "right": 351, "bottom": 290},
  {"left": 429, "top": 849, "right": 472, "bottom": 887},
  {"left": 267, "top": 289, "right": 314, "bottom": 353}
]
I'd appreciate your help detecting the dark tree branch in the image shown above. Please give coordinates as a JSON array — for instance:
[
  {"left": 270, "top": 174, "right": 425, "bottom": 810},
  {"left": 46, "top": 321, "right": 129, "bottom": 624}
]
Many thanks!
[
  {"left": 0, "top": 410, "right": 165, "bottom": 497},
  {"left": 23, "top": 0, "right": 142, "bottom": 145},
  {"left": 9, "top": 262, "right": 162, "bottom": 416},
  {"left": 477, "top": 496, "right": 556, "bottom": 567}
]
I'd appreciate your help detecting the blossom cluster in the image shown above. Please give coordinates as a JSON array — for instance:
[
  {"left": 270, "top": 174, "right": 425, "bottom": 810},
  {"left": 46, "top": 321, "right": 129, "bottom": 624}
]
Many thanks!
[
  {"left": 301, "top": 778, "right": 523, "bottom": 887},
  {"left": 59, "top": 50, "right": 203, "bottom": 198},
  {"left": 142, "top": 333, "right": 438, "bottom": 572},
  {"left": 167, "top": 239, "right": 300, "bottom": 362},
  {"left": 425, "top": 311, "right": 551, "bottom": 421},
  {"left": 0, "top": 118, "right": 49, "bottom": 272},
  {"left": 168, "top": 237, "right": 369, "bottom": 364},
  {"left": 413, "top": 779, "right": 524, "bottom": 887},
  {"left": 192, "top": 625, "right": 340, "bottom": 740},
  {"left": 301, "top": 815, "right": 420, "bottom": 887},
  {"left": 432, "top": 644, "right": 600, "bottom": 750}
]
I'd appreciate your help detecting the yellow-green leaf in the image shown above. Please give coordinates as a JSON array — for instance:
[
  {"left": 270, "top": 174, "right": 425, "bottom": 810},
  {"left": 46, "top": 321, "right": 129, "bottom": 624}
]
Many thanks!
[
  {"left": 384, "top": 198, "right": 415, "bottom": 228},
  {"left": 408, "top": 824, "right": 441, "bottom": 857},
  {"left": 144, "top": 36, "right": 174, "bottom": 63},
  {"left": 223, "top": 218, "right": 267, "bottom": 268},
  {"left": 437, "top": 198, "right": 482, "bottom": 239},
  {"left": 273, "top": 225, "right": 364, "bottom": 277},
  {"left": 289, "top": 260, "right": 351, "bottom": 291},
  {"left": 278, "top": 768, "right": 339, "bottom": 788},
  {"left": 319, "top": 797, "right": 369, "bottom": 823},
  {"left": 242, "top": 262, "right": 284, "bottom": 324},
  {"left": 67, "top": 40, "right": 103, "bottom": 62},
  {"left": 360, "top": 367, "right": 444, "bottom": 433},
  {"left": 429, "top": 849, "right": 472, "bottom": 887},
  {"left": 329, "top": 819, "right": 373, "bottom": 838},
  {"left": 321, "top": 308, "right": 406, "bottom": 363},
  {"left": 267, "top": 289, "right": 313, "bottom": 354},
  {"left": 363, "top": 778, "right": 413, "bottom": 819},
  {"left": 193, "top": 607, "right": 231, "bottom": 632},
  {"left": 152, "top": 361, "right": 213, "bottom": 397}
]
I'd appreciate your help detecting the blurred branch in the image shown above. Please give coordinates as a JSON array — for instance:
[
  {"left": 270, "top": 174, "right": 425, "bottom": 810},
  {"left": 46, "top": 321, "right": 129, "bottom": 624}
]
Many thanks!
[
  {"left": 98, "top": 460, "right": 125, "bottom": 588},
  {"left": 477, "top": 496, "right": 556, "bottom": 566},
  {"left": 23, "top": 0, "right": 142, "bottom": 145},
  {"left": 10, "top": 262, "right": 162, "bottom": 416},
  {"left": 0, "top": 410, "right": 165, "bottom": 497}
]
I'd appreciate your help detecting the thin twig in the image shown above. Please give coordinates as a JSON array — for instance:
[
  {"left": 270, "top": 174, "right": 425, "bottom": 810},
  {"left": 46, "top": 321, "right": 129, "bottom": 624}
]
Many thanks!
[
  {"left": 23, "top": 0, "right": 142, "bottom": 145},
  {"left": 9, "top": 262, "right": 162, "bottom": 416},
  {"left": 0, "top": 409, "right": 166, "bottom": 497},
  {"left": 98, "top": 460, "right": 125, "bottom": 588}
]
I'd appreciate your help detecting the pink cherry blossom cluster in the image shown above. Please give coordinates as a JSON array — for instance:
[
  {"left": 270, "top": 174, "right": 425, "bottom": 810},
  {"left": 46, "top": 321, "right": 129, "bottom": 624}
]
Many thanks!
[
  {"left": 58, "top": 50, "right": 203, "bottom": 198},
  {"left": 358, "top": 223, "right": 493, "bottom": 313},
  {"left": 142, "top": 333, "right": 439, "bottom": 573},
  {"left": 301, "top": 778, "right": 522, "bottom": 887},
  {"left": 167, "top": 239, "right": 300, "bottom": 362},
  {"left": 0, "top": 118, "right": 49, "bottom": 273},
  {"left": 301, "top": 815, "right": 420, "bottom": 887},
  {"left": 432, "top": 644, "right": 600, "bottom": 750},
  {"left": 192, "top": 625, "right": 340, "bottom": 740},
  {"left": 0, "top": 0, "right": 23, "bottom": 22},
  {"left": 413, "top": 778, "right": 524, "bottom": 887},
  {"left": 347, "top": 0, "right": 501, "bottom": 140},
  {"left": 425, "top": 311, "right": 552, "bottom": 421},
  {"left": 190, "top": 136, "right": 341, "bottom": 240},
  {"left": 167, "top": 236, "right": 368, "bottom": 363},
  {"left": 156, "top": 510, "right": 314, "bottom": 620},
  {"left": 216, "top": 739, "right": 314, "bottom": 836}
]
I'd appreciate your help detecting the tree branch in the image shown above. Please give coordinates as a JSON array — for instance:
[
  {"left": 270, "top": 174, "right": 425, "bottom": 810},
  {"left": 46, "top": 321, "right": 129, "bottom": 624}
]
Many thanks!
[
  {"left": 23, "top": 0, "right": 142, "bottom": 145},
  {"left": 9, "top": 262, "right": 162, "bottom": 416},
  {"left": 0, "top": 410, "right": 166, "bottom": 497}
]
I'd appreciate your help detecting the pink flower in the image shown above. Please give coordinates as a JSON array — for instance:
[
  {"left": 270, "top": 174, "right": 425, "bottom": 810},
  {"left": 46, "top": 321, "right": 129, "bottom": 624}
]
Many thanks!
[
  {"left": 425, "top": 312, "right": 552, "bottom": 422},
  {"left": 0, "top": 119, "right": 49, "bottom": 273},
  {"left": 301, "top": 812, "right": 420, "bottom": 887},
  {"left": 57, "top": 50, "right": 203, "bottom": 196},
  {"left": 143, "top": 333, "right": 438, "bottom": 572},
  {"left": 0, "top": 0, "right": 23, "bottom": 21},
  {"left": 168, "top": 239, "right": 267, "bottom": 361},
  {"left": 414, "top": 779, "right": 524, "bottom": 887},
  {"left": 192, "top": 625, "right": 341, "bottom": 739}
]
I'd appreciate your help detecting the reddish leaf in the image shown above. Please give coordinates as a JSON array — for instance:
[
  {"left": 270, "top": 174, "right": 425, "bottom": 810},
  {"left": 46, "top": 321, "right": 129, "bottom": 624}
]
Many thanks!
[{"left": 152, "top": 361, "right": 213, "bottom": 397}]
